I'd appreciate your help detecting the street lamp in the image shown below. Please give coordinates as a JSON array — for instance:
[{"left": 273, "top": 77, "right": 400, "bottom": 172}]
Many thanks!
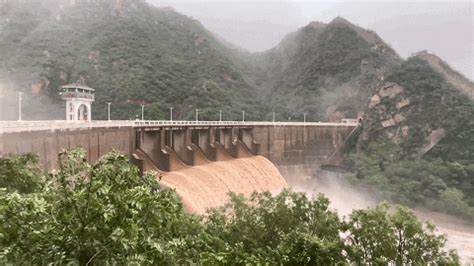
[
  {"left": 107, "top": 102, "right": 111, "bottom": 121},
  {"left": 219, "top": 110, "right": 222, "bottom": 122},
  {"left": 272, "top": 112, "right": 275, "bottom": 123},
  {"left": 141, "top": 104, "right": 145, "bottom": 121},
  {"left": 18, "top": 92, "right": 23, "bottom": 121},
  {"left": 242, "top": 111, "right": 245, "bottom": 122},
  {"left": 170, "top": 107, "right": 174, "bottom": 121},
  {"left": 303, "top": 113, "right": 307, "bottom": 123},
  {"left": 195, "top": 109, "right": 199, "bottom": 122}
]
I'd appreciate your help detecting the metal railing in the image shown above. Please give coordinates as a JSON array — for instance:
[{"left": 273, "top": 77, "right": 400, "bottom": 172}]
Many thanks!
[{"left": 0, "top": 120, "right": 359, "bottom": 134}]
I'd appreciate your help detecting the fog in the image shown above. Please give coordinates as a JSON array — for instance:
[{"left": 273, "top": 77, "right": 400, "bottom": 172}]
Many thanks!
[{"left": 149, "top": 0, "right": 473, "bottom": 80}]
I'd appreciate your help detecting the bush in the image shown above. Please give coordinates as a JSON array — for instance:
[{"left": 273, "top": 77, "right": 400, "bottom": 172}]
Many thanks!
[{"left": 0, "top": 149, "right": 460, "bottom": 264}]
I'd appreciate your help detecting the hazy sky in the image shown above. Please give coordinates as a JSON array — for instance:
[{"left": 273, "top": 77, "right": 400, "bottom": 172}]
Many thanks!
[{"left": 149, "top": 0, "right": 473, "bottom": 80}]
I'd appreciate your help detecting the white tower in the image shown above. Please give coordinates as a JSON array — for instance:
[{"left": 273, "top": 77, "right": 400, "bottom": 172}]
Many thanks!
[{"left": 60, "top": 84, "right": 95, "bottom": 121}]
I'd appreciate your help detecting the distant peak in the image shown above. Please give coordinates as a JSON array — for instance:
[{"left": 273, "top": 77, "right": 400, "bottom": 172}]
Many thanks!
[
  {"left": 307, "top": 21, "right": 326, "bottom": 30},
  {"left": 329, "top": 16, "right": 353, "bottom": 26},
  {"left": 157, "top": 6, "right": 176, "bottom": 12},
  {"left": 414, "top": 50, "right": 436, "bottom": 58},
  {"left": 414, "top": 50, "right": 474, "bottom": 97}
]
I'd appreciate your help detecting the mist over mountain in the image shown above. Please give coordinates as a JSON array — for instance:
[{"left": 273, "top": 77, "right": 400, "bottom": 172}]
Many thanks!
[
  {"left": 0, "top": 0, "right": 472, "bottom": 160},
  {"left": 254, "top": 17, "right": 402, "bottom": 121},
  {"left": 151, "top": 0, "right": 473, "bottom": 81},
  {"left": 0, "top": 0, "right": 262, "bottom": 121}
]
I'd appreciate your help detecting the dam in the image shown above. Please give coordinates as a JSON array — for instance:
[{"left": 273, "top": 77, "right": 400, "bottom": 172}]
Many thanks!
[{"left": 0, "top": 120, "right": 359, "bottom": 213}]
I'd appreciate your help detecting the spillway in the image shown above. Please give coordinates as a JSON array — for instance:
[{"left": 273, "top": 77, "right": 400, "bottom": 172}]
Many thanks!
[{"left": 160, "top": 156, "right": 288, "bottom": 214}]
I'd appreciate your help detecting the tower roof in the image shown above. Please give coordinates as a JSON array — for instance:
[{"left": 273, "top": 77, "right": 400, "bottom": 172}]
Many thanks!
[{"left": 61, "top": 83, "right": 95, "bottom": 91}]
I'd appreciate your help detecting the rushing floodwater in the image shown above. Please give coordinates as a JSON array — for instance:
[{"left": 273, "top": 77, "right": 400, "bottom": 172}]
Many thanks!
[
  {"left": 160, "top": 156, "right": 288, "bottom": 214},
  {"left": 157, "top": 157, "right": 473, "bottom": 264},
  {"left": 291, "top": 175, "right": 474, "bottom": 264}
]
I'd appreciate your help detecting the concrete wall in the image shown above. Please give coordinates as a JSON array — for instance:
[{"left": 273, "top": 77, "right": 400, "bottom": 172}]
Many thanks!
[
  {"left": 0, "top": 127, "right": 134, "bottom": 171},
  {"left": 0, "top": 125, "right": 357, "bottom": 180},
  {"left": 252, "top": 125, "right": 356, "bottom": 182}
]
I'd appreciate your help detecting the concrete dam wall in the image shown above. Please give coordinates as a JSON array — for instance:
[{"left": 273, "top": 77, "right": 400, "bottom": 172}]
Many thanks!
[
  {"left": 0, "top": 127, "right": 134, "bottom": 170},
  {"left": 0, "top": 123, "right": 357, "bottom": 213}
]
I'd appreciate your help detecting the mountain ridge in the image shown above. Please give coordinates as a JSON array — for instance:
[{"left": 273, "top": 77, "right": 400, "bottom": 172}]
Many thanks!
[{"left": 0, "top": 1, "right": 472, "bottom": 160}]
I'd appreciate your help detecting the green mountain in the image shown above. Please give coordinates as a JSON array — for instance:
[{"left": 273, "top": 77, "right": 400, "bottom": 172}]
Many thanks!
[
  {"left": 254, "top": 17, "right": 402, "bottom": 121},
  {"left": 0, "top": 0, "right": 261, "bottom": 121},
  {"left": 1, "top": 0, "right": 472, "bottom": 160},
  {"left": 362, "top": 57, "right": 473, "bottom": 159}
]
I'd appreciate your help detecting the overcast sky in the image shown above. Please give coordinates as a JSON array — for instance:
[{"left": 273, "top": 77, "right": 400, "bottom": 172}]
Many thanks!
[{"left": 148, "top": 0, "right": 473, "bottom": 80}]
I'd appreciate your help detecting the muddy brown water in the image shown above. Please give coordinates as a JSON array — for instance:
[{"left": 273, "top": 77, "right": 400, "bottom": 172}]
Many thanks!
[
  {"left": 160, "top": 155, "right": 288, "bottom": 214},
  {"left": 158, "top": 159, "right": 473, "bottom": 264},
  {"left": 291, "top": 176, "right": 474, "bottom": 264}
]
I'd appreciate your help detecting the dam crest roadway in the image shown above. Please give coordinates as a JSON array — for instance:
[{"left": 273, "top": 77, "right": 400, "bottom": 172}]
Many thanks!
[{"left": 0, "top": 120, "right": 359, "bottom": 133}]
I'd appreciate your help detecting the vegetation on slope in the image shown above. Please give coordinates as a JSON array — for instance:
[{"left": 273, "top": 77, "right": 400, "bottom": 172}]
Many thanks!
[
  {"left": 0, "top": 149, "right": 459, "bottom": 264},
  {"left": 348, "top": 57, "right": 474, "bottom": 219},
  {"left": 255, "top": 18, "right": 401, "bottom": 121},
  {"left": 0, "top": 0, "right": 262, "bottom": 121},
  {"left": 415, "top": 51, "right": 474, "bottom": 99}
]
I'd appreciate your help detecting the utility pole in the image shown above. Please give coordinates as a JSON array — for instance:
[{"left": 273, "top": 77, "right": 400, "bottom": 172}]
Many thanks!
[
  {"left": 107, "top": 102, "right": 111, "bottom": 121},
  {"left": 242, "top": 111, "right": 245, "bottom": 122},
  {"left": 18, "top": 92, "right": 23, "bottom": 121},
  {"left": 195, "top": 109, "right": 199, "bottom": 122},
  {"left": 170, "top": 107, "right": 173, "bottom": 121},
  {"left": 141, "top": 105, "right": 145, "bottom": 121},
  {"left": 219, "top": 110, "right": 222, "bottom": 122}
]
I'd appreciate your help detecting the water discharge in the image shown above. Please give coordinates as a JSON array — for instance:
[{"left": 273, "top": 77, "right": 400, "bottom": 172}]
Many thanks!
[
  {"left": 158, "top": 157, "right": 473, "bottom": 263},
  {"left": 160, "top": 156, "right": 288, "bottom": 214},
  {"left": 290, "top": 174, "right": 474, "bottom": 264}
]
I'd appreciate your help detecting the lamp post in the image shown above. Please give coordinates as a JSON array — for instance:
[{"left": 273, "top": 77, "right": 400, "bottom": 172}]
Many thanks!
[
  {"left": 195, "top": 109, "right": 199, "bottom": 122},
  {"left": 170, "top": 107, "right": 173, "bottom": 121},
  {"left": 18, "top": 92, "right": 23, "bottom": 121},
  {"left": 272, "top": 112, "right": 275, "bottom": 123},
  {"left": 242, "top": 111, "right": 245, "bottom": 122},
  {"left": 219, "top": 110, "right": 222, "bottom": 122},
  {"left": 107, "top": 102, "right": 111, "bottom": 121},
  {"left": 141, "top": 105, "right": 145, "bottom": 121},
  {"left": 303, "top": 113, "right": 307, "bottom": 123}
]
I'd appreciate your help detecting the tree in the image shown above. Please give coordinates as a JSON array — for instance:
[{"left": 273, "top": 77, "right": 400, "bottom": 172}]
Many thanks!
[
  {"left": 0, "top": 153, "right": 42, "bottom": 193},
  {"left": 203, "top": 191, "right": 346, "bottom": 264},
  {"left": 346, "top": 203, "right": 459, "bottom": 265},
  {"left": 0, "top": 149, "right": 461, "bottom": 264},
  {"left": 0, "top": 148, "right": 202, "bottom": 264}
]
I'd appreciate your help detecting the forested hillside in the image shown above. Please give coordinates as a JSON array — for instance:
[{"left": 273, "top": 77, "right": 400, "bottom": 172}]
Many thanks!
[
  {"left": 347, "top": 57, "right": 474, "bottom": 219},
  {"left": 254, "top": 17, "right": 402, "bottom": 121},
  {"left": 0, "top": 0, "right": 261, "bottom": 121}
]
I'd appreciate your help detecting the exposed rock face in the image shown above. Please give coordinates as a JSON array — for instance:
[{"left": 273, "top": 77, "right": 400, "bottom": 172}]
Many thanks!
[
  {"left": 381, "top": 118, "right": 396, "bottom": 128},
  {"left": 379, "top": 83, "right": 404, "bottom": 98},
  {"left": 394, "top": 114, "right": 406, "bottom": 123},
  {"left": 396, "top": 98, "right": 410, "bottom": 109},
  {"left": 364, "top": 82, "right": 411, "bottom": 142},
  {"left": 401, "top": 126, "right": 410, "bottom": 137},
  {"left": 418, "top": 128, "right": 446, "bottom": 157},
  {"left": 369, "top": 94, "right": 381, "bottom": 108}
]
